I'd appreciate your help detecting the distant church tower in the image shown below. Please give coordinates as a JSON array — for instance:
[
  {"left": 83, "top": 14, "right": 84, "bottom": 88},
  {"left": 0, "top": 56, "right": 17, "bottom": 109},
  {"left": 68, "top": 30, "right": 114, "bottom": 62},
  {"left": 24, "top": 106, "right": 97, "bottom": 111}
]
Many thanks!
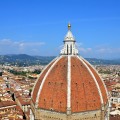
[{"left": 30, "top": 24, "right": 109, "bottom": 120}]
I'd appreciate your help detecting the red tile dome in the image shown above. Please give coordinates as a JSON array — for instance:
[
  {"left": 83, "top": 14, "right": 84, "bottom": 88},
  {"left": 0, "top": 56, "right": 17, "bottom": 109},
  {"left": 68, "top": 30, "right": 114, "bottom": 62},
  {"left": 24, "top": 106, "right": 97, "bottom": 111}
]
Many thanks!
[{"left": 32, "top": 55, "right": 108, "bottom": 113}]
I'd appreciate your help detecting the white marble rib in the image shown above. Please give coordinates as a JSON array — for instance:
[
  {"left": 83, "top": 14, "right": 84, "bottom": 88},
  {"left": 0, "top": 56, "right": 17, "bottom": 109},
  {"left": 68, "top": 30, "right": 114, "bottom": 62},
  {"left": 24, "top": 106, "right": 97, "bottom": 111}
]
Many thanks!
[{"left": 67, "top": 55, "right": 71, "bottom": 112}]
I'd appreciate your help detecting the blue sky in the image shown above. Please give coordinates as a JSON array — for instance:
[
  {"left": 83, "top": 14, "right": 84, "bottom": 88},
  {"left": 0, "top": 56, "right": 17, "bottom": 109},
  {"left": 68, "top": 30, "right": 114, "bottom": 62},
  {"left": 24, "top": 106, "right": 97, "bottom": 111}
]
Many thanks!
[{"left": 0, "top": 0, "right": 120, "bottom": 59}]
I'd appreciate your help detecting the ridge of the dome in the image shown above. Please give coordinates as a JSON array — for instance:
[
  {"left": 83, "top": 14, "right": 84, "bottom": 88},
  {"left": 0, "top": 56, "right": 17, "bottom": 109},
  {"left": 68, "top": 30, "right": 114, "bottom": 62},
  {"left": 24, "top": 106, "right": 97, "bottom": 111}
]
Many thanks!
[
  {"left": 81, "top": 57, "right": 108, "bottom": 98},
  {"left": 67, "top": 55, "right": 71, "bottom": 115},
  {"left": 35, "top": 56, "right": 63, "bottom": 108},
  {"left": 31, "top": 57, "right": 58, "bottom": 103},
  {"left": 77, "top": 56, "right": 104, "bottom": 106},
  {"left": 81, "top": 56, "right": 108, "bottom": 104},
  {"left": 38, "top": 56, "right": 68, "bottom": 112}
]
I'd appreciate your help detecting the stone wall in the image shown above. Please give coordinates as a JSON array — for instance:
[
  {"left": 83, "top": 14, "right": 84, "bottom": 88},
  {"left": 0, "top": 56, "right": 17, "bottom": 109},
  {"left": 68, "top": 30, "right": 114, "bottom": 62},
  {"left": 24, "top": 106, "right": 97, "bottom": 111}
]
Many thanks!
[
  {"left": 30, "top": 101, "right": 109, "bottom": 120},
  {"left": 34, "top": 109, "right": 102, "bottom": 120},
  {"left": 35, "top": 109, "right": 66, "bottom": 120}
]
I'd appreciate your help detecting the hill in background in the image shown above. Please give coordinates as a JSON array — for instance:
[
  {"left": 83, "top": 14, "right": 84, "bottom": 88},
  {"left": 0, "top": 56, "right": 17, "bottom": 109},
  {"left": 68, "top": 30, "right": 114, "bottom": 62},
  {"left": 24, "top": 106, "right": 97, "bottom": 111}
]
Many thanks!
[{"left": 0, "top": 54, "right": 119, "bottom": 66}]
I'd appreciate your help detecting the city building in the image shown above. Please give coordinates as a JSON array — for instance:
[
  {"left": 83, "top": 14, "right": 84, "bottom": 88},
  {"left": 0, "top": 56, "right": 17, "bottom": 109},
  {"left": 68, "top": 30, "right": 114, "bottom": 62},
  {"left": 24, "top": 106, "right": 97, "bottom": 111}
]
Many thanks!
[
  {"left": 111, "top": 88, "right": 120, "bottom": 104},
  {"left": 0, "top": 69, "right": 3, "bottom": 76},
  {"left": 30, "top": 24, "right": 109, "bottom": 120}
]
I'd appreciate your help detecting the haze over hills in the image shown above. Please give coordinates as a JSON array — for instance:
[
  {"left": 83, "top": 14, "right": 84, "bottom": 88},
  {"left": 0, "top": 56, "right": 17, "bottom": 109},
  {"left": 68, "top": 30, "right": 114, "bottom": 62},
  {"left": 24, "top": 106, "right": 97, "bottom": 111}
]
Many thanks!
[
  {"left": 0, "top": 54, "right": 55, "bottom": 66},
  {"left": 0, "top": 54, "right": 120, "bottom": 66}
]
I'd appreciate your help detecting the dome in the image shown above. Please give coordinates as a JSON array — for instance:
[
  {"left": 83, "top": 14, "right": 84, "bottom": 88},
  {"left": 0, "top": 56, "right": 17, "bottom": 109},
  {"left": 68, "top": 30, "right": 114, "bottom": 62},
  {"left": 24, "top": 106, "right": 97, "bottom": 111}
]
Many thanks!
[
  {"left": 32, "top": 56, "right": 108, "bottom": 112},
  {"left": 30, "top": 24, "right": 109, "bottom": 120}
]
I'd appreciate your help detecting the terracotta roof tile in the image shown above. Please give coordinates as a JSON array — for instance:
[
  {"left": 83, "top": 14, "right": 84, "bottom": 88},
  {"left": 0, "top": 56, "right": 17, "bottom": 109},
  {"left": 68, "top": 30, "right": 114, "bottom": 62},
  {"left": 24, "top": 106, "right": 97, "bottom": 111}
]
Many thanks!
[
  {"left": 82, "top": 59, "right": 108, "bottom": 104},
  {"left": 32, "top": 59, "right": 56, "bottom": 103},
  {"left": 38, "top": 57, "right": 67, "bottom": 112},
  {"left": 71, "top": 57, "right": 101, "bottom": 112}
]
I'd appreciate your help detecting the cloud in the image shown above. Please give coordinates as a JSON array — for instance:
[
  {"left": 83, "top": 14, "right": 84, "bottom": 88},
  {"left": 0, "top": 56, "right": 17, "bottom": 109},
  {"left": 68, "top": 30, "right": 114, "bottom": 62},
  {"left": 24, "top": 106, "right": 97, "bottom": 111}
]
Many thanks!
[
  {"left": 0, "top": 39, "right": 13, "bottom": 45},
  {"left": 19, "top": 42, "right": 45, "bottom": 46},
  {"left": 97, "top": 48, "right": 110, "bottom": 53},
  {"left": 76, "top": 42, "right": 83, "bottom": 47},
  {"left": 17, "top": 42, "right": 45, "bottom": 50},
  {"left": 98, "top": 48, "right": 120, "bottom": 54},
  {"left": 75, "top": 42, "right": 120, "bottom": 59},
  {"left": 87, "top": 48, "right": 92, "bottom": 51},
  {"left": 78, "top": 47, "right": 92, "bottom": 53},
  {"left": 89, "top": 47, "right": 120, "bottom": 59},
  {"left": 0, "top": 39, "right": 45, "bottom": 55},
  {"left": 0, "top": 39, "right": 45, "bottom": 46},
  {"left": 76, "top": 42, "right": 92, "bottom": 53}
]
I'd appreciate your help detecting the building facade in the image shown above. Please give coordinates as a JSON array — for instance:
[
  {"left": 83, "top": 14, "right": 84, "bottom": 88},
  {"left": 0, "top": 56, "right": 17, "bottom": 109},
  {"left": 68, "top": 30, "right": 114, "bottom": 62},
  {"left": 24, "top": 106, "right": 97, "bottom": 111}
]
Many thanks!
[{"left": 111, "top": 88, "right": 120, "bottom": 104}]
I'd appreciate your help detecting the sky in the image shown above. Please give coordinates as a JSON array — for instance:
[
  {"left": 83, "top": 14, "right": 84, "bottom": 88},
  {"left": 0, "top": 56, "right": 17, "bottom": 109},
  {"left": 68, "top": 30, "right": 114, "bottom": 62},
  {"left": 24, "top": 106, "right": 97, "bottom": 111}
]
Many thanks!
[{"left": 0, "top": 0, "right": 120, "bottom": 59}]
